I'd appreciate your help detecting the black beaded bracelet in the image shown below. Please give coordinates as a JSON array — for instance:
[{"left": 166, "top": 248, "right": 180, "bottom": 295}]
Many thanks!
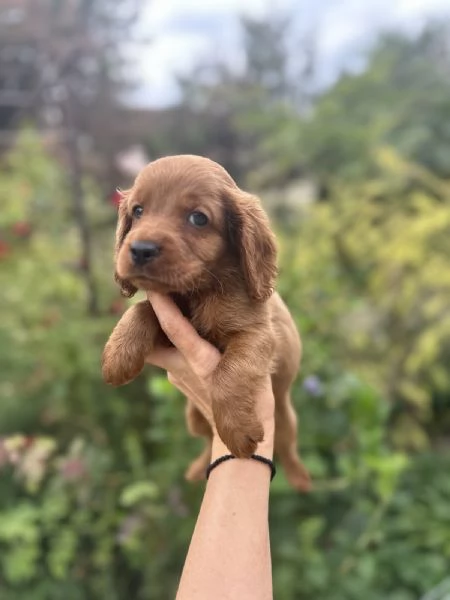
[{"left": 206, "top": 454, "right": 276, "bottom": 481}]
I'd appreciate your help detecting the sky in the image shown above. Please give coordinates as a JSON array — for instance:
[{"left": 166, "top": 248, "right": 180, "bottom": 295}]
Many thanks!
[{"left": 130, "top": 0, "right": 450, "bottom": 107}]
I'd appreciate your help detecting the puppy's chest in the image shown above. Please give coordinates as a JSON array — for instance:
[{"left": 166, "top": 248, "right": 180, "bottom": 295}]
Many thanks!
[
  {"left": 173, "top": 295, "right": 241, "bottom": 351},
  {"left": 192, "top": 304, "right": 235, "bottom": 351}
]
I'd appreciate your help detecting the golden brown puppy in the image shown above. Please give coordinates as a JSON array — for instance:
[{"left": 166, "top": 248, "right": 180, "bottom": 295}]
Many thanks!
[{"left": 102, "top": 155, "right": 310, "bottom": 491}]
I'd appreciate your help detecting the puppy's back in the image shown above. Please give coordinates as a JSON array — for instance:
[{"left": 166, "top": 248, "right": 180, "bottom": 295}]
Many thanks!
[{"left": 269, "top": 292, "right": 302, "bottom": 387}]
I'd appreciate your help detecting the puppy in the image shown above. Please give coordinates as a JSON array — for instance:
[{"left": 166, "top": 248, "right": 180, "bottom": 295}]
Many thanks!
[{"left": 102, "top": 155, "right": 311, "bottom": 491}]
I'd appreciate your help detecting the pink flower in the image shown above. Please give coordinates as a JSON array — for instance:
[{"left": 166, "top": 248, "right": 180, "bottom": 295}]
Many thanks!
[
  {"left": 59, "top": 457, "right": 87, "bottom": 482},
  {"left": 0, "top": 240, "right": 10, "bottom": 259},
  {"left": 12, "top": 221, "right": 32, "bottom": 238}
]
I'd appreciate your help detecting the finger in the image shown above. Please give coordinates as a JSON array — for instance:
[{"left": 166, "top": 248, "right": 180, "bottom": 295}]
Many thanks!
[
  {"left": 166, "top": 374, "right": 213, "bottom": 424},
  {"left": 147, "top": 291, "right": 218, "bottom": 370},
  {"left": 175, "top": 383, "right": 214, "bottom": 423},
  {"left": 146, "top": 347, "right": 186, "bottom": 372}
]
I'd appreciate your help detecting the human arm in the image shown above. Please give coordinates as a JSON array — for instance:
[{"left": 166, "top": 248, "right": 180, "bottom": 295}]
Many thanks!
[{"left": 146, "top": 291, "right": 275, "bottom": 600}]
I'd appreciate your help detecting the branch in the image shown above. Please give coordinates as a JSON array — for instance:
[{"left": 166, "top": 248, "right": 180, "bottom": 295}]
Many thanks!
[{"left": 64, "top": 91, "right": 99, "bottom": 316}]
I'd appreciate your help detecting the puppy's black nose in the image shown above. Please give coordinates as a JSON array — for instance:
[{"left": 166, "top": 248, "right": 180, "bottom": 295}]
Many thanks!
[{"left": 130, "top": 240, "right": 161, "bottom": 266}]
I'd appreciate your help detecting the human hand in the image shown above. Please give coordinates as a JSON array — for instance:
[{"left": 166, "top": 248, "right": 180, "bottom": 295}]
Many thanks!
[{"left": 145, "top": 291, "right": 275, "bottom": 460}]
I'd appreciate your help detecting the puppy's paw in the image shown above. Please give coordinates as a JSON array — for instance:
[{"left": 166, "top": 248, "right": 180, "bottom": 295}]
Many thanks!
[
  {"left": 213, "top": 397, "right": 265, "bottom": 458},
  {"left": 102, "top": 341, "right": 145, "bottom": 386},
  {"left": 184, "top": 458, "right": 208, "bottom": 482},
  {"left": 220, "top": 421, "right": 265, "bottom": 458},
  {"left": 102, "top": 301, "right": 158, "bottom": 386},
  {"left": 283, "top": 459, "right": 312, "bottom": 493},
  {"left": 211, "top": 368, "right": 265, "bottom": 458}
]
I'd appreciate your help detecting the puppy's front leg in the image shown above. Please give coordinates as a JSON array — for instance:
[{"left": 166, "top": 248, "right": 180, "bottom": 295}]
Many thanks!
[
  {"left": 212, "top": 330, "right": 274, "bottom": 458},
  {"left": 102, "top": 300, "right": 159, "bottom": 386}
]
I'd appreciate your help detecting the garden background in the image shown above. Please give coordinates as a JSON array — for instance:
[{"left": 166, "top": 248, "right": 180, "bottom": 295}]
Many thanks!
[{"left": 0, "top": 1, "right": 449, "bottom": 598}]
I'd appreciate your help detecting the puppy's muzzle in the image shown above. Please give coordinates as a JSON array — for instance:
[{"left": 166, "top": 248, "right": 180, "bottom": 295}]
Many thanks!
[{"left": 130, "top": 240, "right": 161, "bottom": 267}]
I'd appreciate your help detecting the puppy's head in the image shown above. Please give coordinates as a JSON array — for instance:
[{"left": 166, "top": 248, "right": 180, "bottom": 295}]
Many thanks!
[{"left": 114, "top": 155, "right": 277, "bottom": 301}]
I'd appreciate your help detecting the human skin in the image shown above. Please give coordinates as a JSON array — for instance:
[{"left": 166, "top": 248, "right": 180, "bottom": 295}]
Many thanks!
[{"left": 146, "top": 291, "right": 275, "bottom": 600}]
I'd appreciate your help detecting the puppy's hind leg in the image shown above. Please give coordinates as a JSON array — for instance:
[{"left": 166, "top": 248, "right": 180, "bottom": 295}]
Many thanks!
[
  {"left": 184, "top": 400, "right": 213, "bottom": 482},
  {"left": 273, "top": 378, "right": 311, "bottom": 492}
]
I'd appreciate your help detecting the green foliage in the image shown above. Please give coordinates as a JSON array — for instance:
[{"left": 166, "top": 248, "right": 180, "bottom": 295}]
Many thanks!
[
  {"left": 252, "top": 23, "right": 450, "bottom": 185},
  {"left": 0, "top": 130, "right": 190, "bottom": 598},
  {"left": 277, "top": 146, "right": 450, "bottom": 449}
]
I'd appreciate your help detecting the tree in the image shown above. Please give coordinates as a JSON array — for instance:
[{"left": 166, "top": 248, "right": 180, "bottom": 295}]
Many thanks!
[
  {"left": 147, "top": 12, "right": 315, "bottom": 183},
  {"left": 292, "top": 22, "right": 450, "bottom": 184},
  {"left": 0, "top": 0, "right": 144, "bottom": 314}
]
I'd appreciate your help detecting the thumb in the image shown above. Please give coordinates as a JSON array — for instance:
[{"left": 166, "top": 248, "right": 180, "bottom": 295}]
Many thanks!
[{"left": 147, "top": 291, "right": 220, "bottom": 375}]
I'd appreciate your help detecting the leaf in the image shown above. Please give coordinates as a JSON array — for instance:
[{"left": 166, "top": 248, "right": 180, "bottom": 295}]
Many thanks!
[{"left": 119, "top": 481, "right": 159, "bottom": 507}]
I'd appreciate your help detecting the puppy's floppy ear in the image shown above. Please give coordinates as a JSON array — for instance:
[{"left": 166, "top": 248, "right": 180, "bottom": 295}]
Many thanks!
[
  {"left": 114, "top": 189, "right": 137, "bottom": 298},
  {"left": 225, "top": 186, "right": 277, "bottom": 301}
]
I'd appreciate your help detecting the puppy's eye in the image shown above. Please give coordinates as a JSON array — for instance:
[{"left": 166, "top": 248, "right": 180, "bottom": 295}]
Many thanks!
[
  {"left": 188, "top": 211, "right": 208, "bottom": 227},
  {"left": 132, "top": 205, "right": 144, "bottom": 219}
]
